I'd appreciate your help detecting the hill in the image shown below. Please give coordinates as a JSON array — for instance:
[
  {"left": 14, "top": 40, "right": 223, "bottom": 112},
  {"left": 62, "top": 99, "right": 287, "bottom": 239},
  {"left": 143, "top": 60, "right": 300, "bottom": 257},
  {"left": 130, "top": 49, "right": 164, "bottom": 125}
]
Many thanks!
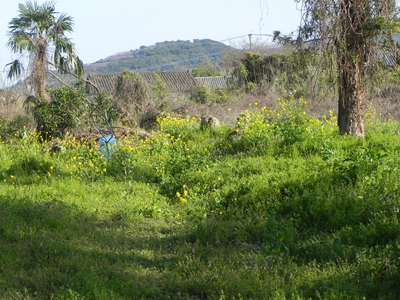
[{"left": 84, "top": 39, "right": 238, "bottom": 74}]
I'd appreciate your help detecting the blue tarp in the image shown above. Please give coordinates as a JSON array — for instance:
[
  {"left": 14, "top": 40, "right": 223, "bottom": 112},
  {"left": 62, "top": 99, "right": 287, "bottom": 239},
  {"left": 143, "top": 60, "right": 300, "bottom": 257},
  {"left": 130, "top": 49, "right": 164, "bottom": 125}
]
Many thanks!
[{"left": 99, "top": 134, "right": 118, "bottom": 158}]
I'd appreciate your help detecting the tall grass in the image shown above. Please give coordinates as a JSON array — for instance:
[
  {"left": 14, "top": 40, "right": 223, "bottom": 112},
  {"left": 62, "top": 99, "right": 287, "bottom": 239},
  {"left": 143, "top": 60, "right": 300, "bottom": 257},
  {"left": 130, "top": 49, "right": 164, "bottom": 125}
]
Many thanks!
[{"left": 1, "top": 98, "right": 400, "bottom": 299}]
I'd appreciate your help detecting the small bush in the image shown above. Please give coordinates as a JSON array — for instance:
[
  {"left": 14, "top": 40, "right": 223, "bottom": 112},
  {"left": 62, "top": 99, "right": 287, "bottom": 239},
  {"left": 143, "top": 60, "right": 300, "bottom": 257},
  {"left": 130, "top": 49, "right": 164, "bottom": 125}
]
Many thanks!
[
  {"left": 116, "top": 71, "right": 151, "bottom": 111},
  {"left": 190, "top": 85, "right": 233, "bottom": 104},
  {"left": 33, "top": 87, "right": 88, "bottom": 139},
  {"left": 150, "top": 73, "right": 169, "bottom": 102},
  {"left": 0, "top": 114, "right": 33, "bottom": 141},
  {"left": 88, "top": 91, "right": 120, "bottom": 124}
]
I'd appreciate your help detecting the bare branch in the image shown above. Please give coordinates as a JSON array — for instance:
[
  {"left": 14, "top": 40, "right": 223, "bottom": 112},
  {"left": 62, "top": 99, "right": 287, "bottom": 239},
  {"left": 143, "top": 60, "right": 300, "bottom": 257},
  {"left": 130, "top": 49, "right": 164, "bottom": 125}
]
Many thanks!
[{"left": 48, "top": 70, "right": 70, "bottom": 87}]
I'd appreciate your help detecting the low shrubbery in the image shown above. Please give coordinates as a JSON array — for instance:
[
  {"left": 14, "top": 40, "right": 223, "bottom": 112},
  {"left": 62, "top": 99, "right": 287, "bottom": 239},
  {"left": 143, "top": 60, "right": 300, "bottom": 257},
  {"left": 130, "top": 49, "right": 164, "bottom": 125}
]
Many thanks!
[
  {"left": 0, "top": 114, "right": 33, "bottom": 141},
  {"left": 190, "top": 85, "right": 238, "bottom": 104},
  {"left": 17, "top": 86, "right": 118, "bottom": 141},
  {"left": 1, "top": 97, "right": 400, "bottom": 299}
]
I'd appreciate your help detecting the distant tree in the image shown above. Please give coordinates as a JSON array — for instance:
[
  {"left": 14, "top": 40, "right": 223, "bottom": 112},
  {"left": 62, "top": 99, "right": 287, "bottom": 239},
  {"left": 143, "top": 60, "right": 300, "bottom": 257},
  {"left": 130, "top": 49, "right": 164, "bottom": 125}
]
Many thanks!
[
  {"left": 150, "top": 73, "right": 169, "bottom": 101},
  {"left": 192, "top": 59, "right": 221, "bottom": 77},
  {"left": 235, "top": 51, "right": 319, "bottom": 96},
  {"left": 278, "top": 0, "right": 400, "bottom": 136},
  {"left": 116, "top": 71, "right": 151, "bottom": 111},
  {"left": 5, "top": 1, "right": 83, "bottom": 101}
]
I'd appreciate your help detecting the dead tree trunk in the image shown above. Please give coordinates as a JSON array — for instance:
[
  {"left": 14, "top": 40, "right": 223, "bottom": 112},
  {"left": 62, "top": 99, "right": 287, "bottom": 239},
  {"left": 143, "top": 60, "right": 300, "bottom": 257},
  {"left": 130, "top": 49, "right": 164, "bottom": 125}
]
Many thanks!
[
  {"left": 337, "top": 52, "right": 366, "bottom": 136},
  {"left": 337, "top": 0, "right": 366, "bottom": 137}
]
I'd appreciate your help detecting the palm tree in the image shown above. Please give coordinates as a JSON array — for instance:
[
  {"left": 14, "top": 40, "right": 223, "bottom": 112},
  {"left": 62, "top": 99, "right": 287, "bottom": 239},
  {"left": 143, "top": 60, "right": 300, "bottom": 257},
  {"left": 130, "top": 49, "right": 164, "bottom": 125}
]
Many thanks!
[{"left": 5, "top": 1, "right": 83, "bottom": 100}]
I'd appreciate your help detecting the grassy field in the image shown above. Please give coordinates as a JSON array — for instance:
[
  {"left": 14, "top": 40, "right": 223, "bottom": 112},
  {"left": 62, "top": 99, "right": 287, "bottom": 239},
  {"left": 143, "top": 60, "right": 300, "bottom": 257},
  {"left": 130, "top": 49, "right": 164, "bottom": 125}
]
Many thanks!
[{"left": 1, "top": 98, "right": 400, "bottom": 299}]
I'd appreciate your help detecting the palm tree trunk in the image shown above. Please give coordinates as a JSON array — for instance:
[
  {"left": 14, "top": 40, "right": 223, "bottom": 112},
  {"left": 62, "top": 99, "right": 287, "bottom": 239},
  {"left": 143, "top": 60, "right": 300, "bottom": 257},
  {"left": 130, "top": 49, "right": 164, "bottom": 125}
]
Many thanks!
[{"left": 31, "top": 38, "right": 49, "bottom": 101}]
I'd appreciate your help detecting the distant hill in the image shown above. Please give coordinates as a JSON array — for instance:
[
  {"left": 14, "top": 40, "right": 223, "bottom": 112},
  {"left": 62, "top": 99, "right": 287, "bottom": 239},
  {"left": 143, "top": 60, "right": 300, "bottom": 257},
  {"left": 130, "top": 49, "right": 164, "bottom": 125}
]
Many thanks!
[{"left": 84, "top": 39, "right": 238, "bottom": 74}]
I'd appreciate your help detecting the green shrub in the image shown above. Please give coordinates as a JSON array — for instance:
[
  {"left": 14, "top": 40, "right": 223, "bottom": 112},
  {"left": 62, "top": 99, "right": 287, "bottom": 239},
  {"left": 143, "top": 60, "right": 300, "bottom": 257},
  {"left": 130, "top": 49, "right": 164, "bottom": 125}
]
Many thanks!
[
  {"left": 150, "top": 73, "right": 169, "bottom": 102},
  {"left": 235, "top": 51, "right": 335, "bottom": 100},
  {"left": 33, "top": 87, "right": 88, "bottom": 139},
  {"left": 190, "top": 85, "right": 232, "bottom": 104},
  {"left": 0, "top": 114, "right": 33, "bottom": 141},
  {"left": 88, "top": 91, "right": 120, "bottom": 124},
  {"left": 192, "top": 59, "right": 221, "bottom": 77}
]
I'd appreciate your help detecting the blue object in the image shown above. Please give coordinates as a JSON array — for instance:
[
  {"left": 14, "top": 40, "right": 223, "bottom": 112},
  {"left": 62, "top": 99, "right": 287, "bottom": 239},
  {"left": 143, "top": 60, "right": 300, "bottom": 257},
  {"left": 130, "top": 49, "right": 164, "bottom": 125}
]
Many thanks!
[
  {"left": 94, "top": 120, "right": 125, "bottom": 158},
  {"left": 99, "top": 134, "right": 118, "bottom": 158}
]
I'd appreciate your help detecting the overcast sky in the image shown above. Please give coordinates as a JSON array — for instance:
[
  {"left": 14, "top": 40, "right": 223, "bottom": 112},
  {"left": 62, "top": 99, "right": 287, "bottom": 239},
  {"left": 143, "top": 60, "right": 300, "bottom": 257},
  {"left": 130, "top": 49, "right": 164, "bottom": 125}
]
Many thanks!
[{"left": 0, "top": 0, "right": 302, "bottom": 85}]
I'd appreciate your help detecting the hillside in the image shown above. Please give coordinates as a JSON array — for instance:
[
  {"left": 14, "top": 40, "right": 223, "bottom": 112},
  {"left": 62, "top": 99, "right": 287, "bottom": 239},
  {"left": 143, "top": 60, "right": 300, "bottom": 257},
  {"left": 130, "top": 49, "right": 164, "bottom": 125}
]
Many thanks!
[{"left": 84, "top": 39, "right": 238, "bottom": 74}]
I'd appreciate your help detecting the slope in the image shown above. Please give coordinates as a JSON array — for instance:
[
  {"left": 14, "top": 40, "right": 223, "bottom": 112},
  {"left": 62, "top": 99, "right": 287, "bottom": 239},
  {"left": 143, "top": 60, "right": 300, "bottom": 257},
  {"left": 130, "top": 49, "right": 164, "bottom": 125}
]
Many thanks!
[{"left": 85, "top": 39, "right": 238, "bottom": 74}]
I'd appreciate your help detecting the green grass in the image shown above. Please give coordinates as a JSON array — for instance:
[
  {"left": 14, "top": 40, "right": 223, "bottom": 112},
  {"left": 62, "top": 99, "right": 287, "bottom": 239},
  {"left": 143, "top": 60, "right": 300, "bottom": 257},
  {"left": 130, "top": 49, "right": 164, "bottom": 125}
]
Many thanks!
[{"left": 1, "top": 100, "right": 400, "bottom": 299}]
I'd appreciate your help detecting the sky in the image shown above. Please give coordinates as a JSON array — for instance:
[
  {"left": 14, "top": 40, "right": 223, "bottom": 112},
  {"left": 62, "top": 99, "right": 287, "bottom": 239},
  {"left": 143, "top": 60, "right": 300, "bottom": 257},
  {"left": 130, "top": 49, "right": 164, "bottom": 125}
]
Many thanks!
[{"left": 0, "top": 0, "right": 303, "bottom": 86}]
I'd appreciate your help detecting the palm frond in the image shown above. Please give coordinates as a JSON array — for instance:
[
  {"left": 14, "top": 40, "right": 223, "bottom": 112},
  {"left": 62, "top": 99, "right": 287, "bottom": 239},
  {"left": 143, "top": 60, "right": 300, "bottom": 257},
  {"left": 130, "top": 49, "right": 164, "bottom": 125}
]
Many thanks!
[
  {"left": 70, "top": 55, "right": 84, "bottom": 79},
  {"left": 23, "top": 95, "right": 40, "bottom": 114},
  {"left": 53, "top": 13, "right": 74, "bottom": 34},
  {"left": 5, "top": 59, "right": 24, "bottom": 79},
  {"left": 7, "top": 31, "right": 35, "bottom": 53}
]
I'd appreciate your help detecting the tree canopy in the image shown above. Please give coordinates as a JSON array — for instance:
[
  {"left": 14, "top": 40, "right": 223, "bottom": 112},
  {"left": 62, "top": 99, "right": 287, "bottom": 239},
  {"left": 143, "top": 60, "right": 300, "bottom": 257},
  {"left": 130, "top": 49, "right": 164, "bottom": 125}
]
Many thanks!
[{"left": 5, "top": 0, "right": 83, "bottom": 100}]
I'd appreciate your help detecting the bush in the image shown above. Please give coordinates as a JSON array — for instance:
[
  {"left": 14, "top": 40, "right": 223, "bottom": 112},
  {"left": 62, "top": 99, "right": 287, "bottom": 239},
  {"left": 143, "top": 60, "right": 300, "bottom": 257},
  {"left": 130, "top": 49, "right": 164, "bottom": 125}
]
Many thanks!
[
  {"left": 150, "top": 73, "right": 169, "bottom": 102},
  {"left": 88, "top": 91, "right": 120, "bottom": 124},
  {"left": 33, "top": 87, "right": 88, "bottom": 139},
  {"left": 234, "top": 51, "right": 335, "bottom": 101},
  {"left": 116, "top": 71, "right": 151, "bottom": 110},
  {"left": 0, "top": 114, "right": 33, "bottom": 141},
  {"left": 190, "top": 85, "right": 233, "bottom": 104}
]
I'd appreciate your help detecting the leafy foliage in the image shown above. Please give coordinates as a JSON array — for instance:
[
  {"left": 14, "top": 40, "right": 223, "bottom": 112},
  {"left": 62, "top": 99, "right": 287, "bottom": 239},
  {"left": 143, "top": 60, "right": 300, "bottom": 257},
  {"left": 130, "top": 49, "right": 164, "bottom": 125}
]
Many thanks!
[
  {"left": 190, "top": 85, "right": 233, "bottom": 104},
  {"left": 150, "top": 73, "right": 170, "bottom": 102},
  {"left": 33, "top": 87, "right": 87, "bottom": 139},
  {"left": 192, "top": 58, "right": 221, "bottom": 77},
  {"left": 235, "top": 51, "right": 334, "bottom": 99},
  {"left": 87, "top": 91, "right": 120, "bottom": 124}
]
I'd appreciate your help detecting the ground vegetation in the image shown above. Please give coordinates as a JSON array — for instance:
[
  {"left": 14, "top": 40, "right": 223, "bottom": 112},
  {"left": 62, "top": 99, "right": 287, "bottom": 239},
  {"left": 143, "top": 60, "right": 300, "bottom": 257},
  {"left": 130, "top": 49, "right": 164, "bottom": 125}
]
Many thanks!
[{"left": 1, "top": 98, "right": 400, "bottom": 299}]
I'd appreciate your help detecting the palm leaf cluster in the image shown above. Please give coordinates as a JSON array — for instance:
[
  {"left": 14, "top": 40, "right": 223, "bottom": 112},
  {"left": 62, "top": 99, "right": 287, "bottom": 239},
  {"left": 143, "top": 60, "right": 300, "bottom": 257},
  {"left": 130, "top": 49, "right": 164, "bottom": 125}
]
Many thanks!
[{"left": 5, "top": 1, "right": 83, "bottom": 99}]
